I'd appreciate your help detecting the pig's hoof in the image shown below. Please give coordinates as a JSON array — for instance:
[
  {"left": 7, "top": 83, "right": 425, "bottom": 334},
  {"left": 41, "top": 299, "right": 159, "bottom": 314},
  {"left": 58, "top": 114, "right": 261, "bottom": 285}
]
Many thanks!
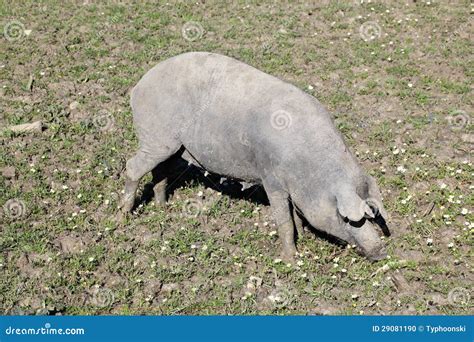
[
  {"left": 153, "top": 187, "right": 167, "bottom": 207},
  {"left": 154, "top": 197, "right": 167, "bottom": 208},
  {"left": 280, "top": 249, "right": 297, "bottom": 264},
  {"left": 366, "top": 246, "right": 387, "bottom": 262},
  {"left": 115, "top": 211, "right": 127, "bottom": 224}
]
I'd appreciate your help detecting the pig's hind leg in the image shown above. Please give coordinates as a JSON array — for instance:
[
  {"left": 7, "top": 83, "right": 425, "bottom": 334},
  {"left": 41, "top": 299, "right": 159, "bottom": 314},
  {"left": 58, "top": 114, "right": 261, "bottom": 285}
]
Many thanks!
[
  {"left": 151, "top": 160, "right": 174, "bottom": 207},
  {"left": 119, "top": 142, "right": 180, "bottom": 215}
]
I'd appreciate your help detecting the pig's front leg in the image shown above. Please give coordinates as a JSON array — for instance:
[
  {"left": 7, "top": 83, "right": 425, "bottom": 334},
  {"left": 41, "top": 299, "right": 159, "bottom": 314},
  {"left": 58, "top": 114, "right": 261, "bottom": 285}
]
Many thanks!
[{"left": 265, "top": 187, "right": 298, "bottom": 263}]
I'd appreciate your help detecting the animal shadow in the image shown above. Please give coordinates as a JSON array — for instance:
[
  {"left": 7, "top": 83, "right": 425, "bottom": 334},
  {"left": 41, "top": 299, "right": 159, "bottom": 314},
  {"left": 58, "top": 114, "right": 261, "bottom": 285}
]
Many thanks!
[{"left": 137, "top": 155, "right": 269, "bottom": 208}]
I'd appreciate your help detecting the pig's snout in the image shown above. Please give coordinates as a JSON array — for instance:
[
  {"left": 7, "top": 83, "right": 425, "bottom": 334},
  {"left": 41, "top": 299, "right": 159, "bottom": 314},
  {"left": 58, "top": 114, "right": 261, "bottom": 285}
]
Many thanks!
[
  {"left": 348, "top": 219, "right": 387, "bottom": 262},
  {"left": 364, "top": 244, "right": 387, "bottom": 261}
]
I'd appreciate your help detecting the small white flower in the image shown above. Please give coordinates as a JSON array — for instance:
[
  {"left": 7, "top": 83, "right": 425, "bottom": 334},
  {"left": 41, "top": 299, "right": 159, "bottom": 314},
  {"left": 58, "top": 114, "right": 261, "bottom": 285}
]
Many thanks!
[
  {"left": 461, "top": 208, "right": 468, "bottom": 215},
  {"left": 426, "top": 238, "right": 433, "bottom": 245},
  {"left": 397, "top": 165, "right": 407, "bottom": 173},
  {"left": 274, "top": 258, "right": 282, "bottom": 264}
]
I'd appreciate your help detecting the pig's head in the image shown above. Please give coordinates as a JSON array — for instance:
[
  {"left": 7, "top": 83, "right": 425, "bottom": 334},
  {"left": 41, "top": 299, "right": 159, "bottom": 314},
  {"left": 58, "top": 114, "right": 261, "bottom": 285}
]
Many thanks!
[
  {"left": 335, "top": 190, "right": 390, "bottom": 261},
  {"left": 295, "top": 175, "right": 390, "bottom": 261}
]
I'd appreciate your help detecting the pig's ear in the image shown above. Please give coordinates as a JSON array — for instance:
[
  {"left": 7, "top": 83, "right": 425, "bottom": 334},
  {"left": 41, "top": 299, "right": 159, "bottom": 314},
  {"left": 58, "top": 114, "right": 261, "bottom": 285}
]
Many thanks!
[
  {"left": 366, "top": 175, "right": 389, "bottom": 220},
  {"left": 365, "top": 175, "right": 391, "bottom": 236},
  {"left": 336, "top": 191, "right": 374, "bottom": 222}
]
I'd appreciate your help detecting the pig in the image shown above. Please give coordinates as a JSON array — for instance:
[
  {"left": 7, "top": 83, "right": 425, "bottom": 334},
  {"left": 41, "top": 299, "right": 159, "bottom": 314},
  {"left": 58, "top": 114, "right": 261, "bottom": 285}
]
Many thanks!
[{"left": 119, "top": 52, "right": 390, "bottom": 262}]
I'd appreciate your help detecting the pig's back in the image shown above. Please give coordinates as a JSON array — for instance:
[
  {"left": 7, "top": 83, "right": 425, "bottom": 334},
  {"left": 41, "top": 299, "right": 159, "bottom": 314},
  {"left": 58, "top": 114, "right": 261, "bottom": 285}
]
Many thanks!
[{"left": 131, "top": 52, "right": 336, "bottom": 181}]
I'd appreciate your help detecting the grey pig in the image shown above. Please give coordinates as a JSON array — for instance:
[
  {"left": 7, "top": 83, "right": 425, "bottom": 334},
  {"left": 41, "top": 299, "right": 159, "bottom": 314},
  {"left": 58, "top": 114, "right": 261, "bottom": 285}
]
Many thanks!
[{"left": 119, "top": 52, "right": 390, "bottom": 262}]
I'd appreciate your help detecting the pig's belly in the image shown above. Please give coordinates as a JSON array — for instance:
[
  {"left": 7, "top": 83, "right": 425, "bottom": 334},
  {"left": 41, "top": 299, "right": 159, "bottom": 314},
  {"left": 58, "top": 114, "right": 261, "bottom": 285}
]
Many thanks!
[{"left": 180, "top": 135, "right": 261, "bottom": 183}]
